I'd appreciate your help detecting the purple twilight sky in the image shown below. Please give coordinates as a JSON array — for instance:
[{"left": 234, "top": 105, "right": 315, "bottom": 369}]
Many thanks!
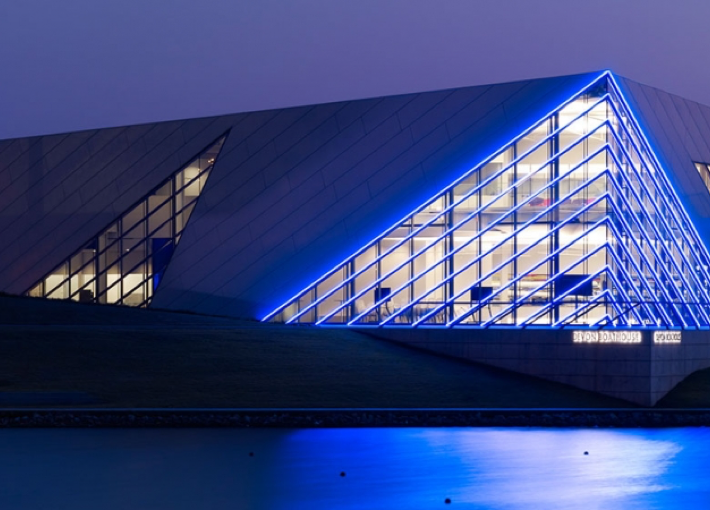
[{"left": 1, "top": 0, "right": 709, "bottom": 140}]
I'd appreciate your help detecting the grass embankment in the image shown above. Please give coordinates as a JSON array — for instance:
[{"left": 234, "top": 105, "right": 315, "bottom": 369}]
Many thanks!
[{"left": 0, "top": 294, "right": 657, "bottom": 409}]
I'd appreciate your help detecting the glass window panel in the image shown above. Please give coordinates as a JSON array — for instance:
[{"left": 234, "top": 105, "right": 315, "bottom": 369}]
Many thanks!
[
  {"left": 412, "top": 239, "right": 447, "bottom": 305},
  {"left": 123, "top": 203, "right": 146, "bottom": 236},
  {"left": 453, "top": 176, "right": 479, "bottom": 212},
  {"left": 452, "top": 257, "right": 480, "bottom": 297},
  {"left": 352, "top": 266, "right": 378, "bottom": 315},
  {"left": 121, "top": 224, "right": 146, "bottom": 254},
  {"left": 45, "top": 262, "right": 69, "bottom": 299},
  {"left": 70, "top": 248, "right": 95, "bottom": 278},
  {"left": 694, "top": 162, "right": 710, "bottom": 195},
  {"left": 267, "top": 82, "right": 710, "bottom": 328},
  {"left": 122, "top": 241, "right": 147, "bottom": 276},
  {"left": 412, "top": 197, "right": 447, "bottom": 226},
  {"left": 28, "top": 283, "right": 43, "bottom": 298},
  {"left": 102, "top": 263, "right": 122, "bottom": 304},
  {"left": 122, "top": 263, "right": 147, "bottom": 305},
  {"left": 148, "top": 201, "right": 172, "bottom": 238},
  {"left": 315, "top": 268, "right": 349, "bottom": 322}
]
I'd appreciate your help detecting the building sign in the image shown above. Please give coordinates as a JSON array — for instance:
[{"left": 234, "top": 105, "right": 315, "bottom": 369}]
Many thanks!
[
  {"left": 653, "top": 331, "right": 682, "bottom": 344},
  {"left": 572, "top": 331, "right": 642, "bottom": 344}
]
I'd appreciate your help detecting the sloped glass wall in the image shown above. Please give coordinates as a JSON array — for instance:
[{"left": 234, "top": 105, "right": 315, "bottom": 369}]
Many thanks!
[
  {"left": 27, "top": 136, "right": 226, "bottom": 307},
  {"left": 265, "top": 75, "right": 710, "bottom": 328}
]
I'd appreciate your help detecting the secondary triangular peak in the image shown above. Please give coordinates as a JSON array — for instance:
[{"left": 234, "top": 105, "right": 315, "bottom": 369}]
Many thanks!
[
  {"left": 26, "top": 135, "right": 228, "bottom": 307},
  {"left": 264, "top": 72, "right": 710, "bottom": 328}
]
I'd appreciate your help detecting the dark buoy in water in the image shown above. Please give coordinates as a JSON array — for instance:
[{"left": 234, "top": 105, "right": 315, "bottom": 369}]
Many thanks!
[
  {"left": 340, "top": 471, "right": 346, "bottom": 477},
  {"left": 249, "top": 452, "right": 254, "bottom": 457},
  {"left": 584, "top": 451, "right": 589, "bottom": 455},
  {"left": 445, "top": 497, "right": 452, "bottom": 504}
]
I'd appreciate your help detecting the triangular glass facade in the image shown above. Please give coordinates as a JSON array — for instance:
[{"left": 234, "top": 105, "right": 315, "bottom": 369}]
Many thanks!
[
  {"left": 264, "top": 73, "right": 710, "bottom": 328},
  {"left": 26, "top": 135, "right": 227, "bottom": 307}
]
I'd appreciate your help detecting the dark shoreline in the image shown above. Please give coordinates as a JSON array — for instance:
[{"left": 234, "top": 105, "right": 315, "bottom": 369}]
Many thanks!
[{"left": 2, "top": 409, "right": 710, "bottom": 428}]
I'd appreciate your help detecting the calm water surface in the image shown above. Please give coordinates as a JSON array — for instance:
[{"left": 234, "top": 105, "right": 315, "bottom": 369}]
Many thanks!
[{"left": 0, "top": 427, "right": 708, "bottom": 509}]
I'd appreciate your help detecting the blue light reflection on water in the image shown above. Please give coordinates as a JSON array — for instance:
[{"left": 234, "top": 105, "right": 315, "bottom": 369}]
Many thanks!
[{"left": 0, "top": 427, "right": 709, "bottom": 509}]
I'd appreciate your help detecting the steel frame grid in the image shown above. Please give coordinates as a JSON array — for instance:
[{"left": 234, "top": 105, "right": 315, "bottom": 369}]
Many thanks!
[{"left": 265, "top": 71, "right": 710, "bottom": 329}]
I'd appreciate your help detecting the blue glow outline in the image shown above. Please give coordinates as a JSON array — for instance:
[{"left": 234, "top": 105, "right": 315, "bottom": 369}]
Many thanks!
[
  {"left": 584, "top": 278, "right": 629, "bottom": 329},
  {"left": 519, "top": 265, "right": 610, "bottom": 326},
  {"left": 604, "top": 164, "right": 696, "bottom": 326},
  {"left": 553, "top": 280, "right": 615, "bottom": 327},
  {"left": 380, "top": 179, "right": 610, "bottom": 326},
  {"left": 303, "top": 104, "right": 611, "bottom": 325},
  {"left": 410, "top": 177, "right": 612, "bottom": 326},
  {"left": 261, "top": 72, "right": 612, "bottom": 322},
  {"left": 479, "top": 201, "right": 667, "bottom": 328},
  {"left": 591, "top": 313, "right": 613, "bottom": 328},
  {"left": 604, "top": 102, "right": 710, "bottom": 315},
  {"left": 264, "top": 70, "right": 710, "bottom": 330},
  {"left": 448, "top": 218, "right": 611, "bottom": 327},
  {"left": 603, "top": 256, "right": 648, "bottom": 326},
  {"left": 317, "top": 122, "right": 610, "bottom": 325},
  {"left": 487, "top": 249, "right": 609, "bottom": 327},
  {"left": 604, "top": 219, "right": 671, "bottom": 326},
  {"left": 604, "top": 106, "right": 710, "bottom": 312},
  {"left": 608, "top": 81, "right": 710, "bottom": 286},
  {"left": 344, "top": 141, "right": 610, "bottom": 326}
]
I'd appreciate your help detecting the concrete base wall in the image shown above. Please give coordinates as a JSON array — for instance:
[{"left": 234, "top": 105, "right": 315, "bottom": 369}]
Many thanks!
[{"left": 361, "top": 328, "right": 710, "bottom": 406}]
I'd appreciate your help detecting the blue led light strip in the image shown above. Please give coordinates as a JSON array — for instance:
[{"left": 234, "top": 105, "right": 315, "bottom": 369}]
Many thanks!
[
  {"left": 261, "top": 72, "right": 612, "bottom": 322},
  {"left": 603, "top": 255, "right": 649, "bottom": 326},
  {"left": 519, "top": 266, "right": 610, "bottom": 326},
  {"left": 553, "top": 287, "right": 613, "bottom": 327},
  {"left": 604, "top": 102, "right": 710, "bottom": 314},
  {"left": 605, "top": 219, "right": 672, "bottom": 326},
  {"left": 341, "top": 140, "right": 611, "bottom": 326},
  {"left": 446, "top": 220, "right": 611, "bottom": 327},
  {"left": 265, "top": 70, "right": 710, "bottom": 329},
  {"left": 604, "top": 161, "right": 698, "bottom": 326},
  {"left": 481, "top": 210, "right": 663, "bottom": 328},
  {"left": 317, "top": 124, "right": 610, "bottom": 325},
  {"left": 484, "top": 249, "right": 609, "bottom": 327},
  {"left": 607, "top": 84, "right": 710, "bottom": 285},
  {"left": 592, "top": 313, "right": 613, "bottom": 328},
  {"left": 407, "top": 178, "right": 612, "bottom": 327},
  {"left": 586, "top": 274, "right": 628, "bottom": 327},
  {"left": 301, "top": 105, "right": 611, "bottom": 325},
  {"left": 607, "top": 74, "right": 710, "bottom": 265},
  {"left": 604, "top": 109, "right": 710, "bottom": 306}
]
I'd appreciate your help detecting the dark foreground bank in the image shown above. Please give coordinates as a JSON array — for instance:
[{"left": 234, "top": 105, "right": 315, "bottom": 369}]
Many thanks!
[
  {"left": 3, "top": 294, "right": 710, "bottom": 414},
  {"left": 3, "top": 408, "right": 710, "bottom": 428}
]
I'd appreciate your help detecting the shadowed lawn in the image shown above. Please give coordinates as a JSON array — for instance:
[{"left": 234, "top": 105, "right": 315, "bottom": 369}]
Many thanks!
[{"left": 0, "top": 295, "right": 633, "bottom": 408}]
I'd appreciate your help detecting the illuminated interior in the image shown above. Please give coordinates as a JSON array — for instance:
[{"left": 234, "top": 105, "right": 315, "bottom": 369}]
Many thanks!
[
  {"left": 266, "top": 74, "right": 710, "bottom": 328},
  {"left": 694, "top": 162, "right": 710, "bottom": 194},
  {"left": 26, "top": 136, "right": 226, "bottom": 307}
]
